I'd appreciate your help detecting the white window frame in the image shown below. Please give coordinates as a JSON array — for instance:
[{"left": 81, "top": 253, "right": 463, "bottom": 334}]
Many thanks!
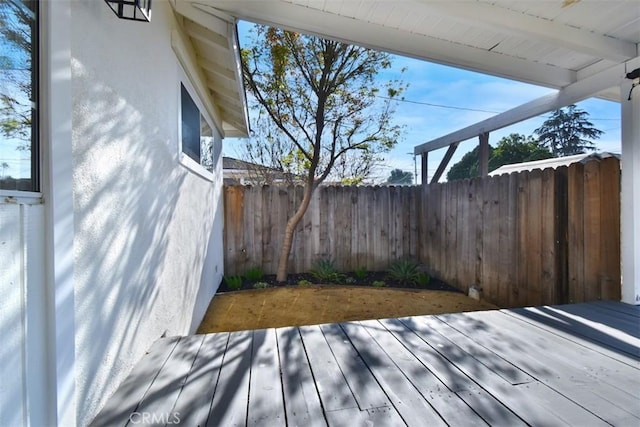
[
  {"left": 177, "top": 71, "right": 219, "bottom": 182},
  {"left": 172, "top": 27, "right": 223, "bottom": 183}
]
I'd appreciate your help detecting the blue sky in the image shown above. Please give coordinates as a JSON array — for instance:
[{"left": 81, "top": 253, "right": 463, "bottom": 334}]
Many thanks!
[{"left": 228, "top": 21, "right": 622, "bottom": 184}]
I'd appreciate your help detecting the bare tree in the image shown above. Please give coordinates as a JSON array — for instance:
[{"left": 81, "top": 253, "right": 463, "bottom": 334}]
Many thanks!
[{"left": 242, "top": 25, "right": 405, "bottom": 281}]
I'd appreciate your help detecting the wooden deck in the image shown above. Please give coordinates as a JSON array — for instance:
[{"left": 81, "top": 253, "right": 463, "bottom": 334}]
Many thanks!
[{"left": 90, "top": 301, "right": 640, "bottom": 426}]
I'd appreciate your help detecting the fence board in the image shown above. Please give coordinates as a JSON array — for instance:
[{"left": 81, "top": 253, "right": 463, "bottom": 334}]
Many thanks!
[
  {"left": 541, "top": 168, "right": 557, "bottom": 305},
  {"left": 516, "top": 171, "right": 529, "bottom": 307},
  {"left": 568, "top": 163, "right": 585, "bottom": 303},
  {"left": 583, "top": 160, "right": 602, "bottom": 302},
  {"left": 599, "top": 158, "right": 621, "bottom": 301},
  {"left": 482, "top": 176, "right": 500, "bottom": 303},
  {"left": 224, "top": 158, "right": 620, "bottom": 308}
]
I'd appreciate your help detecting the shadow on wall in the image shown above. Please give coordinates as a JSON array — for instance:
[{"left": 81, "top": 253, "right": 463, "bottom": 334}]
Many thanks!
[
  {"left": 71, "top": 56, "right": 221, "bottom": 425},
  {"left": 188, "top": 200, "right": 224, "bottom": 333}
]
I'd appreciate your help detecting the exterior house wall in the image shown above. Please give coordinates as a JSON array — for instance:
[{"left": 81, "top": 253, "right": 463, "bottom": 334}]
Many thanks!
[{"left": 70, "top": 2, "right": 224, "bottom": 425}]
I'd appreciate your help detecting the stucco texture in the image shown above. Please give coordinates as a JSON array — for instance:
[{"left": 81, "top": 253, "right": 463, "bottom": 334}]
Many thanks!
[{"left": 71, "top": 2, "right": 224, "bottom": 425}]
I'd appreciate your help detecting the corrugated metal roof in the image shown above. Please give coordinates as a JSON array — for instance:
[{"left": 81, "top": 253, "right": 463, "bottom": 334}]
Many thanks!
[{"left": 488, "top": 152, "right": 621, "bottom": 176}]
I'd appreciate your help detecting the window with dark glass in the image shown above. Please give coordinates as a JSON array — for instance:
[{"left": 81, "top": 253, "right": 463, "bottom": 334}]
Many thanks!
[
  {"left": 180, "top": 83, "right": 215, "bottom": 173},
  {"left": 0, "top": 0, "right": 38, "bottom": 192}
]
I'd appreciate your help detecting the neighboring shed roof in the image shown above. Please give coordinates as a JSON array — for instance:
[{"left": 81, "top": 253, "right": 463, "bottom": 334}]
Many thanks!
[{"left": 488, "top": 152, "right": 620, "bottom": 176}]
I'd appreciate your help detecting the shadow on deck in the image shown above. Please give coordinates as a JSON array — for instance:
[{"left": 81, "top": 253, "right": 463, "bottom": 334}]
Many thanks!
[{"left": 90, "top": 301, "right": 640, "bottom": 426}]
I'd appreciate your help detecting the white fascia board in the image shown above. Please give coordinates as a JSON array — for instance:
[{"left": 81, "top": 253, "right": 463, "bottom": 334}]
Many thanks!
[
  {"left": 171, "top": 26, "right": 225, "bottom": 135},
  {"left": 414, "top": 56, "right": 640, "bottom": 155},
  {"left": 201, "top": 0, "right": 575, "bottom": 88},
  {"left": 416, "top": 0, "right": 637, "bottom": 62},
  {"left": 172, "top": 1, "right": 250, "bottom": 137}
]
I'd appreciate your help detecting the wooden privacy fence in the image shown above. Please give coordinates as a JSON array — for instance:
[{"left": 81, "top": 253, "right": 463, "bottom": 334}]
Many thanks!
[
  {"left": 224, "top": 185, "right": 421, "bottom": 276},
  {"left": 223, "top": 156, "right": 621, "bottom": 307}
]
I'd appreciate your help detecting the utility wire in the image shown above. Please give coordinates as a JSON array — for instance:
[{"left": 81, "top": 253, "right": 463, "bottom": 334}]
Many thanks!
[
  {"left": 376, "top": 95, "right": 500, "bottom": 114},
  {"left": 379, "top": 95, "right": 620, "bottom": 121}
]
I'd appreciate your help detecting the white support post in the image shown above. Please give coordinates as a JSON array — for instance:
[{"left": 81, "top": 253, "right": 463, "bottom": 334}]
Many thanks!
[
  {"left": 621, "top": 77, "right": 640, "bottom": 305},
  {"left": 42, "top": 1, "right": 77, "bottom": 424}
]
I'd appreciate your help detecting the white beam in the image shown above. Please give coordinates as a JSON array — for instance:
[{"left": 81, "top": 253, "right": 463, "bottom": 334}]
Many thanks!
[
  {"left": 621, "top": 77, "right": 640, "bottom": 305},
  {"left": 200, "top": 0, "right": 575, "bottom": 88},
  {"left": 414, "top": 57, "right": 640, "bottom": 155},
  {"left": 416, "top": 1, "right": 637, "bottom": 62}
]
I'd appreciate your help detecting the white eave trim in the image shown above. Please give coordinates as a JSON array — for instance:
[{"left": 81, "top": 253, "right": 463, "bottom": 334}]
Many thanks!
[{"left": 172, "top": 0, "right": 250, "bottom": 137}]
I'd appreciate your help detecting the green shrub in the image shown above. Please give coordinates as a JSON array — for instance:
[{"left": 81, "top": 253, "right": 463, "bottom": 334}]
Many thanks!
[
  {"left": 297, "top": 279, "right": 312, "bottom": 287},
  {"left": 245, "top": 266, "right": 264, "bottom": 282},
  {"left": 353, "top": 267, "right": 367, "bottom": 279},
  {"left": 416, "top": 272, "right": 431, "bottom": 287},
  {"left": 224, "top": 275, "right": 243, "bottom": 290},
  {"left": 387, "top": 259, "right": 421, "bottom": 286},
  {"left": 310, "top": 258, "right": 344, "bottom": 283},
  {"left": 252, "top": 281, "right": 269, "bottom": 289},
  {"left": 345, "top": 276, "right": 356, "bottom": 284},
  {"left": 371, "top": 280, "right": 386, "bottom": 287}
]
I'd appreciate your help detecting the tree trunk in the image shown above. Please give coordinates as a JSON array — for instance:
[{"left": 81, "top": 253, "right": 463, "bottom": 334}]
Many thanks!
[{"left": 276, "top": 183, "right": 315, "bottom": 282}]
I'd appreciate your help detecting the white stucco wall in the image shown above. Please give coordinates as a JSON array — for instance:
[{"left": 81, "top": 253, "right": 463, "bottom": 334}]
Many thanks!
[{"left": 70, "top": 2, "right": 224, "bottom": 425}]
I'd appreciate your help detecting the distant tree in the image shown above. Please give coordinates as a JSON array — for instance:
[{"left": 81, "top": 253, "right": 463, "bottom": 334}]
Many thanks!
[
  {"left": 446, "top": 145, "right": 494, "bottom": 181},
  {"left": 534, "top": 105, "right": 603, "bottom": 156},
  {"left": 242, "top": 25, "right": 406, "bottom": 281},
  {"left": 386, "top": 168, "right": 413, "bottom": 185},
  {"left": 488, "top": 133, "right": 552, "bottom": 171},
  {"left": 0, "top": 0, "right": 35, "bottom": 149},
  {"left": 1, "top": 161, "right": 8, "bottom": 177}
]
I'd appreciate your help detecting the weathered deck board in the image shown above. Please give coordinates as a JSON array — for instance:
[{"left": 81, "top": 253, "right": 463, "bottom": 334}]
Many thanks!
[
  {"left": 90, "top": 302, "right": 640, "bottom": 427},
  {"left": 171, "top": 333, "right": 228, "bottom": 427},
  {"left": 248, "top": 328, "right": 286, "bottom": 426},
  {"left": 440, "top": 310, "right": 636, "bottom": 425},
  {"left": 276, "top": 327, "right": 327, "bottom": 427},
  {"left": 206, "top": 330, "right": 253, "bottom": 427},
  {"left": 340, "top": 321, "right": 447, "bottom": 427},
  {"left": 88, "top": 336, "right": 180, "bottom": 427}
]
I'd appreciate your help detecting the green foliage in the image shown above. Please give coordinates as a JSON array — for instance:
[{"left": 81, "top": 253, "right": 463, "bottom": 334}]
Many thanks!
[
  {"left": 310, "top": 259, "right": 344, "bottom": 283},
  {"left": 416, "top": 272, "right": 431, "bottom": 287},
  {"left": 224, "top": 275, "right": 243, "bottom": 291},
  {"left": 386, "top": 259, "right": 421, "bottom": 285},
  {"left": 488, "top": 134, "right": 552, "bottom": 172},
  {"left": 446, "top": 145, "right": 494, "bottom": 181},
  {"left": 245, "top": 266, "right": 264, "bottom": 282},
  {"left": 353, "top": 267, "right": 367, "bottom": 279},
  {"left": 447, "top": 133, "right": 555, "bottom": 181},
  {"left": 297, "top": 279, "right": 312, "bottom": 287},
  {"left": 534, "top": 105, "right": 603, "bottom": 156},
  {"left": 386, "top": 168, "right": 413, "bottom": 185},
  {"left": 371, "top": 280, "right": 386, "bottom": 287},
  {"left": 345, "top": 276, "right": 356, "bottom": 284},
  {"left": 252, "top": 281, "right": 270, "bottom": 289},
  {"left": 241, "top": 24, "right": 407, "bottom": 187}
]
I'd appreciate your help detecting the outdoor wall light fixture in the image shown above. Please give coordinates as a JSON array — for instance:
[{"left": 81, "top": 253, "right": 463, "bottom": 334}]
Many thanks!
[
  {"left": 104, "top": 0, "right": 152, "bottom": 22},
  {"left": 626, "top": 67, "right": 639, "bottom": 100}
]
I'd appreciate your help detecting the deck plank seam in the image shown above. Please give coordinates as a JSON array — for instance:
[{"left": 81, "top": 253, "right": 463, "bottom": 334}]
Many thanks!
[
  {"left": 125, "top": 336, "right": 182, "bottom": 427},
  {"left": 356, "top": 320, "right": 452, "bottom": 425},
  {"left": 396, "top": 317, "right": 530, "bottom": 426},
  {"left": 500, "top": 308, "right": 640, "bottom": 364},
  {"left": 431, "top": 314, "right": 535, "bottom": 385},
  {"left": 273, "top": 327, "right": 290, "bottom": 427},
  {"left": 166, "top": 335, "right": 207, "bottom": 417},
  {"left": 336, "top": 322, "right": 410, "bottom": 426},
  {"left": 296, "top": 326, "right": 331, "bottom": 426},
  {"left": 375, "top": 318, "right": 491, "bottom": 425},
  {"left": 204, "top": 332, "right": 232, "bottom": 427}
]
